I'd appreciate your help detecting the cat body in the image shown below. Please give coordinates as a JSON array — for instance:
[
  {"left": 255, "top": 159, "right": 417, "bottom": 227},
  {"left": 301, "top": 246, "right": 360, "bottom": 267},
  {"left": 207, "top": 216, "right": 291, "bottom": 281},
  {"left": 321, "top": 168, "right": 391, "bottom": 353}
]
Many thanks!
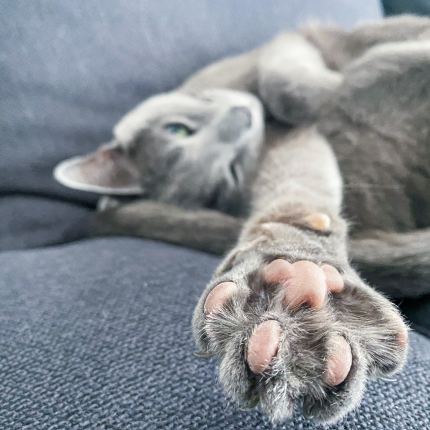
[{"left": 54, "top": 16, "right": 430, "bottom": 423}]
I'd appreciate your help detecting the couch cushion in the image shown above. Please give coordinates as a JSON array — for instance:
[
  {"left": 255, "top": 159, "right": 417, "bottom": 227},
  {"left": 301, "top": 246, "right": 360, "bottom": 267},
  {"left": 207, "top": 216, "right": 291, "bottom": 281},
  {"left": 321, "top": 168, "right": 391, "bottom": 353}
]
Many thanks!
[
  {"left": 0, "top": 0, "right": 381, "bottom": 250},
  {"left": 382, "top": 0, "right": 430, "bottom": 15},
  {"left": 0, "top": 196, "right": 91, "bottom": 251},
  {"left": 0, "top": 237, "right": 428, "bottom": 429}
]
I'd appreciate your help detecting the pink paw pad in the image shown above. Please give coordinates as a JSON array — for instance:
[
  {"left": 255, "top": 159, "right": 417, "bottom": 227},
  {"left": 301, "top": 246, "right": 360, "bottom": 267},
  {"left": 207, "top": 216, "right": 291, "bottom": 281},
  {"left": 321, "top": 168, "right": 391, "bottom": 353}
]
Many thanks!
[
  {"left": 321, "top": 264, "right": 344, "bottom": 293},
  {"left": 247, "top": 320, "right": 282, "bottom": 374},
  {"left": 301, "top": 213, "right": 331, "bottom": 232},
  {"left": 395, "top": 317, "right": 409, "bottom": 349},
  {"left": 388, "top": 309, "right": 409, "bottom": 349},
  {"left": 205, "top": 282, "right": 236, "bottom": 314},
  {"left": 264, "top": 259, "right": 344, "bottom": 310},
  {"left": 324, "top": 335, "right": 352, "bottom": 386},
  {"left": 398, "top": 329, "right": 409, "bottom": 349}
]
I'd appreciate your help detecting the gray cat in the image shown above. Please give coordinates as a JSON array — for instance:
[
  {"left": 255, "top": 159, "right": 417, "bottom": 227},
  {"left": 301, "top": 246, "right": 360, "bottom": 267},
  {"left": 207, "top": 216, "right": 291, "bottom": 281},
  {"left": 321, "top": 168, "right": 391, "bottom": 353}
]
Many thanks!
[{"left": 54, "top": 15, "right": 430, "bottom": 423}]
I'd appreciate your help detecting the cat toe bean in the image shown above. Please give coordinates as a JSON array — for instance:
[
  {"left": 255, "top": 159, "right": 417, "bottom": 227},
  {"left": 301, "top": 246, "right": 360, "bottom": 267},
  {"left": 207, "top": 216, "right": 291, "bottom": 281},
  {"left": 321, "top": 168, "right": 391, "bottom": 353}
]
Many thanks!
[
  {"left": 265, "top": 259, "right": 337, "bottom": 309},
  {"left": 264, "top": 259, "right": 294, "bottom": 284},
  {"left": 205, "top": 282, "right": 236, "bottom": 314},
  {"left": 398, "top": 329, "right": 409, "bottom": 349},
  {"left": 321, "top": 264, "right": 344, "bottom": 292},
  {"left": 284, "top": 261, "right": 328, "bottom": 309},
  {"left": 324, "top": 335, "right": 352, "bottom": 386},
  {"left": 247, "top": 320, "right": 282, "bottom": 374}
]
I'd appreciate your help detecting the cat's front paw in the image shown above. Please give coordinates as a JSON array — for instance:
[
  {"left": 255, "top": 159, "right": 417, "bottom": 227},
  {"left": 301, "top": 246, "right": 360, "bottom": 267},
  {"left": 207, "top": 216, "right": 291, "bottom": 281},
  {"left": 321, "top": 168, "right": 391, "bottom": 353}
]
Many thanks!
[{"left": 193, "top": 255, "right": 408, "bottom": 423}]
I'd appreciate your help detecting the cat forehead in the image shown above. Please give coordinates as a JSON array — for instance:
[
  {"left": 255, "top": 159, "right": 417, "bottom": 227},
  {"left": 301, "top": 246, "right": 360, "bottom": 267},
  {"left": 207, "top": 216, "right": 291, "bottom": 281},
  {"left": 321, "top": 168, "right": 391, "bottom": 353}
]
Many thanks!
[
  {"left": 113, "top": 92, "right": 210, "bottom": 142},
  {"left": 113, "top": 89, "right": 263, "bottom": 143}
]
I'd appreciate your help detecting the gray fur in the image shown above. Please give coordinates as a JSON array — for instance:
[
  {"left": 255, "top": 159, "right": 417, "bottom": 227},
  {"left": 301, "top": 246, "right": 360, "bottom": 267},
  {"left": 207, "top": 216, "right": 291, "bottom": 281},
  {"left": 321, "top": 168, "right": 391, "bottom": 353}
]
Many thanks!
[
  {"left": 92, "top": 199, "right": 243, "bottom": 255},
  {"left": 258, "top": 32, "right": 343, "bottom": 125},
  {"left": 191, "top": 124, "right": 407, "bottom": 422},
  {"left": 55, "top": 16, "right": 430, "bottom": 423},
  {"left": 350, "top": 229, "right": 430, "bottom": 298}
]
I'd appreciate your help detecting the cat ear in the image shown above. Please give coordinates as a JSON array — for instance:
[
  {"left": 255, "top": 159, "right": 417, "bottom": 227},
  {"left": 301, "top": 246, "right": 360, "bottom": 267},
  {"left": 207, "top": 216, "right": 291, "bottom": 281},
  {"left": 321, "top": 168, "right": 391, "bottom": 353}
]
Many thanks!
[{"left": 54, "top": 142, "right": 144, "bottom": 195}]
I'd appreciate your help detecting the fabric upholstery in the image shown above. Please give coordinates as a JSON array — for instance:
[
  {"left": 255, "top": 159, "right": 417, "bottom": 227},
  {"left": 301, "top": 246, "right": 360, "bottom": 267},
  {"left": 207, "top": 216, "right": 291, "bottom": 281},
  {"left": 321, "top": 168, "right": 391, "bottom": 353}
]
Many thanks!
[
  {"left": 382, "top": 0, "right": 430, "bottom": 16},
  {"left": 0, "top": 238, "right": 428, "bottom": 430},
  {"left": 0, "top": 196, "right": 91, "bottom": 251}
]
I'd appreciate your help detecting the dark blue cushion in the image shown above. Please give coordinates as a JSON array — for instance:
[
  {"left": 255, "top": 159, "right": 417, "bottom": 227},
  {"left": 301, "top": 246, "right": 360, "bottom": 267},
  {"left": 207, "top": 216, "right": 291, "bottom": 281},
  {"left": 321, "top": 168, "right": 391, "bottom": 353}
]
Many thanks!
[
  {"left": 382, "top": 0, "right": 430, "bottom": 16},
  {"left": 0, "top": 238, "right": 428, "bottom": 430},
  {"left": 0, "top": 196, "right": 90, "bottom": 251}
]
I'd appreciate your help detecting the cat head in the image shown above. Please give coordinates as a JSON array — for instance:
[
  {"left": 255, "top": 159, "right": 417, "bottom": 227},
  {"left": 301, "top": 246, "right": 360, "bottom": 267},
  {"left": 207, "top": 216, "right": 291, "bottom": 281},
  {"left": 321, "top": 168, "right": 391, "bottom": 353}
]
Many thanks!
[{"left": 54, "top": 89, "right": 264, "bottom": 215}]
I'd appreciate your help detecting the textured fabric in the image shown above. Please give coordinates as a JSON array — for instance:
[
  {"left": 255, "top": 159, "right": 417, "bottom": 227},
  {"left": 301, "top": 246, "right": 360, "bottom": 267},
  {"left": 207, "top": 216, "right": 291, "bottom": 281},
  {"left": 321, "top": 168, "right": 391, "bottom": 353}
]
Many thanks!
[
  {"left": 382, "top": 0, "right": 430, "bottom": 16},
  {"left": 0, "top": 238, "right": 428, "bottom": 430},
  {"left": 0, "top": 196, "right": 91, "bottom": 251},
  {"left": 401, "top": 295, "right": 430, "bottom": 338},
  {"left": 0, "top": 0, "right": 381, "bottom": 250}
]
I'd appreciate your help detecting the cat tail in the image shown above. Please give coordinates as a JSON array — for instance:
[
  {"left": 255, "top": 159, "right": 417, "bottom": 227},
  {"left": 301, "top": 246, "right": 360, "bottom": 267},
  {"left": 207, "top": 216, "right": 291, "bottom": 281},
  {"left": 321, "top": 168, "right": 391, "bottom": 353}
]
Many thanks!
[{"left": 349, "top": 228, "right": 430, "bottom": 298}]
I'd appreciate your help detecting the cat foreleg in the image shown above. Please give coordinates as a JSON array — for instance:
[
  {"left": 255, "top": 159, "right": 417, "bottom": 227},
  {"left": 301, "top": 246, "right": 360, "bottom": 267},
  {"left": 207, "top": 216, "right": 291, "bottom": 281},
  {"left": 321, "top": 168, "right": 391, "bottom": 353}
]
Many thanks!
[{"left": 91, "top": 199, "right": 243, "bottom": 255}]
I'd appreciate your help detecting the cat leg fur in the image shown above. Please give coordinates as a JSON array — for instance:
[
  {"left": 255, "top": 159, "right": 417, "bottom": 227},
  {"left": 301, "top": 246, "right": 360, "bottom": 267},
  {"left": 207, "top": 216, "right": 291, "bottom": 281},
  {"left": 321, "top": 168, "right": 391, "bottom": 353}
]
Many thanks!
[
  {"left": 192, "top": 126, "right": 408, "bottom": 423},
  {"left": 92, "top": 200, "right": 243, "bottom": 255}
]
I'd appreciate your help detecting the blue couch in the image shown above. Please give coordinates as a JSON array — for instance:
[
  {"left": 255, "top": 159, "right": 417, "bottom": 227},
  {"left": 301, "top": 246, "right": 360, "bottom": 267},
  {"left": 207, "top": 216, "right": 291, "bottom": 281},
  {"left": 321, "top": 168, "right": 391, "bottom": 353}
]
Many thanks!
[{"left": 1, "top": 1, "right": 429, "bottom": 428}]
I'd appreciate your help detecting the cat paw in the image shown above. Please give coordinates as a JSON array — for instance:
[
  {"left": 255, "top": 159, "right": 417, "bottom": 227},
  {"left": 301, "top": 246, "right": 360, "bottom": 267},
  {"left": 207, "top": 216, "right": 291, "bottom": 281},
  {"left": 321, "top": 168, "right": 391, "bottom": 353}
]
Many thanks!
[{"left": 193, "top": 257, "right": 408, "bottom": 423}]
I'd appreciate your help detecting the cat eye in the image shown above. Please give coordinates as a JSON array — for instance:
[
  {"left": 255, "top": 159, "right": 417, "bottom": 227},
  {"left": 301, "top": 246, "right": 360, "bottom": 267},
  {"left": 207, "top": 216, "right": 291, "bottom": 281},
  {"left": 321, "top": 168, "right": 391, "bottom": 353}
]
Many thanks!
[{"left": 165, "top": 123, "right": 195, "bottom": 137}]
